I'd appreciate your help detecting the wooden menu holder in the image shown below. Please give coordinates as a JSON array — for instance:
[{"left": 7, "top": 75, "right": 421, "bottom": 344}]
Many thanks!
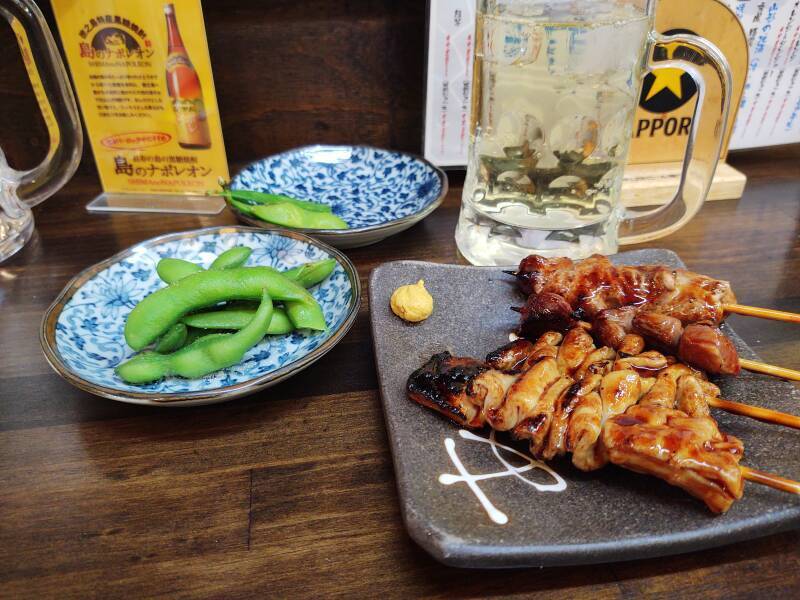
[
  {"left": 622, "top": 162, "right": 746, "bottom": 207},
  {"left": 622, "top": 0, "right": 749, "bottom": 207}
]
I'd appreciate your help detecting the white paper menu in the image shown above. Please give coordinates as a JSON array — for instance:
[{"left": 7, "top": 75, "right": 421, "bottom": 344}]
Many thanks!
[
  {"left": 423, "top": 0, "right": 476, "bottom": 167},
  {"left": 722, "top": 0, "right": 800, "bottom": 148}
]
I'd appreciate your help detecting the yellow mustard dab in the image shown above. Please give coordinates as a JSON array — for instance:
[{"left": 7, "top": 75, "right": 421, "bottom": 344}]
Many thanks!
[{"left": 390, "top": 279, "right": 433, "bottom": 323}]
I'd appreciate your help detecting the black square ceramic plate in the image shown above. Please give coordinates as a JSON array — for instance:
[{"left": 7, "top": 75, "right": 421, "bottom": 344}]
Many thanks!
[{"left": 369, "top": 250, "right": 800, "bottom": 568}]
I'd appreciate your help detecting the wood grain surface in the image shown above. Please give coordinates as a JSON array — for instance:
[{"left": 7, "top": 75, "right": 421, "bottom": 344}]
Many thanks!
[{"left": 0, "top": 145, "right": 798, "bottom": 597}]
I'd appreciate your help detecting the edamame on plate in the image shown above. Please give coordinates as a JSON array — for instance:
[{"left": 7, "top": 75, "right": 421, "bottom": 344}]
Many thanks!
[{"left": 40, "top": 227, "right": 361, "bottom": 406}]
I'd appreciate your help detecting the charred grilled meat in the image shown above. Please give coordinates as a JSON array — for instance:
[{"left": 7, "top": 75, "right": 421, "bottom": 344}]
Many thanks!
[
  {"left": 407, "top": 352, "right": 515, "bottom": 428},
  {"left": 510, "top": 255, "right": 741, "bottom": 376},
  {"left": 407, "top": 327, "right": 746, "bottom": 513}
]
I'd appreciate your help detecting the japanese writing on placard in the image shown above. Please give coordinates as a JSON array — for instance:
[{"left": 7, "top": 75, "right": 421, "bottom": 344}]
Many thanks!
[
  {"left": 90, "top": 73, "right": 163, "bottom": 118},
  {"left": 724, "top": 0, "right": 800, "bottom": 148},
  {"left": 424, "top": 0, "right": 476, "bottom": 167},
  {"left": 113, "top": 154, "right": 213, "bottom": 188}
]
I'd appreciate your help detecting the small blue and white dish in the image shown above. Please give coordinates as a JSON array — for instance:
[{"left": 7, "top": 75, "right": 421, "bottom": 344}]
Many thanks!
[
  {"left": 229, "top": 145, "right": 448, "bottom": 248},
  {"left": 40, "top": 226, "right": 361, "bottom": 406}
]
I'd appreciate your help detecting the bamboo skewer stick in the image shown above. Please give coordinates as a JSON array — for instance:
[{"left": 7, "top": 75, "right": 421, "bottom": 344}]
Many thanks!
[
  {"left": 724, "top": 303, "right": 800, "bottom": 324},
  {"left": 707, "top": 398, "right": 800, "bottom": 430},
  {"left": 738, "top": 358, "right": 800, "bottom": 382},
  {"left": 741, "top": 466, "right": 800, "bottom": 495}
]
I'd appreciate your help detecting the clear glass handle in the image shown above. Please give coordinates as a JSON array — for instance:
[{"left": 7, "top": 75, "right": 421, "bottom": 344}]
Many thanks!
[
  {"left": 0, "top": 0, "right": 82, "bottom": 208},
  {"left": 619, "top": 33, "right": 732, "bottom": 244}
]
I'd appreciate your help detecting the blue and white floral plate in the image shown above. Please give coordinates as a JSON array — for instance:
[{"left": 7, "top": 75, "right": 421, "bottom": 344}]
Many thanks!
[
  {"left": 40, "top": 226, "right": 361, "bottom": 406},
  {"left": 229, "top": 145, "right": 448, "bottom": 248}
]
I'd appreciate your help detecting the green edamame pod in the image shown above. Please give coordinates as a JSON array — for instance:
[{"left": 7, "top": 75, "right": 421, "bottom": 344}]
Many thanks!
[
  {"left": 179, "top": 255, "right": 335, "bottom": 335},
  {"left": 117, "top": 290, "right": 274, "bottom": 383},
  {"left": 225, "top": 189, "right": 332, "bottom": 213},
  {"left": 158, "top": 248, "right": 251, "bottom": 285},
  {"left": 283, "top": 301, "right": 325, "bottom": 334},
  {"left": 227, "top": 197, "right": 257, "bottom": 216},
  {"left": 283, "top": 258, "right": 336, "bottom": 288},
  {"left": 210, "top": 246, "right": 252, "bottom": 270},
  {"left": 157, "top": 258, "right": 203, "bottom": 284},
  {"left": 197, "top": 258, "right": 334, "bottom": 290},
  {"left": 160, "top": 252, "right": 335, "bottom": 288},
  {"left": 251, "top": 203, "right": 349, "bottom": 230},
  {"left": 124, "top": 267, "right": 326, "bottom": 350},
  {"left": 154, "top": 323, "right": 188, "bottom": 353},
  {"left": 183, "top": 306, "right": 293, "bottom": 334}
]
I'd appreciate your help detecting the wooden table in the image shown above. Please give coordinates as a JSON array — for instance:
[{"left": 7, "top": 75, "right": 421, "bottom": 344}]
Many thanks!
[{"left": 1, "top": 147, "right": 799, "bottom": 597}]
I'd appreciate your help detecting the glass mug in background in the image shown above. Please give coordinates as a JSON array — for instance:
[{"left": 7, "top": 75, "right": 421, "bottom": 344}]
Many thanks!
[
  {"left": 0, "top": 0, "right": 82, "bottom": 263},
  {"left": 456, "top": 0, "right": 732, "bottom": 266}
]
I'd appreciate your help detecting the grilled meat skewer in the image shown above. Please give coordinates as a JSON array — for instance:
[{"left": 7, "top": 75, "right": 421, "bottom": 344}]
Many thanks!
[
  {"left": 512, "top": 254, "right": 800, "bottom": 327},
  {"left": 408, "top": 352, "right": 744, "bottom": 512},
  {"left": 508, "top": 253, "right": 743, "bottom": 375},
  {"left": 407, "top": 328, "right": 773, "bottom": 513},
  {"left": 511, "top": 254, "right": 736, "bottom": 324},
  {"left": 515, "top": 295, "right": 742, "bottom": 376},
  {"left": 603, "top": 405, "right": 744, "bottom": 514},
  {"left": 513, "top": 285, "right": 741, "bottom": 376},
  {"left": 508, "top": 254, "right": 800, "bottom": 379}
]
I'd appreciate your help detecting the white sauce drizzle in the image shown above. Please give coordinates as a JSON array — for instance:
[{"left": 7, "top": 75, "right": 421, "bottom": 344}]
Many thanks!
[
  {"left": 438, "top": 429, "right": 567, "bottom": 525},
  {"left": 508, "top": 332, "right": 519, "bottom": 341}
]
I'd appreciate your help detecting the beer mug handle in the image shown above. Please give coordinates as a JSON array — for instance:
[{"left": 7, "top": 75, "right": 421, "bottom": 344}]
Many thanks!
[
  {"left": 0, "top": 0, "right": 82, "bottom": 208},
  {"left": 618, "top": 33, "right": 732, "bottom": 245}
]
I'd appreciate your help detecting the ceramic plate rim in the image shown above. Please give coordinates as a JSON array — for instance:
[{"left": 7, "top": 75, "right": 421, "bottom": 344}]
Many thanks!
[
  {"left": 229, "top": 144, "right": 449, "bottom": 235},
  {"left": 40, "top": 226, "right": 361, "bottom": 407}
]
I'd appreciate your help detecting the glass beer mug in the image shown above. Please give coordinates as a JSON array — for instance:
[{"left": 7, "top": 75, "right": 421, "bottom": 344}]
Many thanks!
[
  {"left": 0, "top": 0, "right": 82, "bottom": 262},
  {"left": 456, "top": 0, "right": 732, "bottom": 265}
]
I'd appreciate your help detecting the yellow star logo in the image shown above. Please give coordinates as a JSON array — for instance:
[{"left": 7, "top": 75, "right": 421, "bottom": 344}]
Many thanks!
[
  {"left": 645, "top": 67, "right": 684, "bottom": 101},
  {"left": 645, "top": 41, "right": 685, "bottom": 102}
]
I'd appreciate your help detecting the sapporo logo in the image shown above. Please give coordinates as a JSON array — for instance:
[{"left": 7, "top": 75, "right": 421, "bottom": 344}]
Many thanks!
[
  {"left": 635, "top": 29, "right": 700, "bottom": 138},
  {"left": 77, "top": 15, "right": 153, "bottom": 60}
]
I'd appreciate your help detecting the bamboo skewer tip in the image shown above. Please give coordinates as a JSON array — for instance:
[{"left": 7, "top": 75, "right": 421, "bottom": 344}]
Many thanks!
[
  {"left": 738, "top": 358, "right": 800, "bottom": 382},
  {"left": 741, "top": 466, "right": 800, "bottom": 496},
  {"left": 707, "top": 397, "right": 800, "bottom": 431},
  {"left": 724, "top": 303, "right": 800, "bottom": 324}
]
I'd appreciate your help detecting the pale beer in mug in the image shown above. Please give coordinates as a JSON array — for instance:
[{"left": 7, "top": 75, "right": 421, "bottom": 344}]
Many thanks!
[{"left": 456, "top": 0, "right": 732, "bottom": 265}]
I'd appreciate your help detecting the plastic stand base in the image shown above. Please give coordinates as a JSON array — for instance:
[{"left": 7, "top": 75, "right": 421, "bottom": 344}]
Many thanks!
[{"left": 86, "top": 192, "right": 226, "bottom": 215}]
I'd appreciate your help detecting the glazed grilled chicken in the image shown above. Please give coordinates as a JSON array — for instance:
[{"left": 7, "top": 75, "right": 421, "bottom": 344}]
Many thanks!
[
  {"left": 513, "top": 254, "right": 736, "bottom": 323},
  {"left": 591, "top": 307, "right": 740, "bottom": 375},
  {"left": 604, "top": 406, "right": 744, "bottom": 514},
  {"left": 511, "top": 253, "right": 740, "bottom": 375},
  {"left": 407, "top": 327, "right": 745, "bottom": 513}
]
